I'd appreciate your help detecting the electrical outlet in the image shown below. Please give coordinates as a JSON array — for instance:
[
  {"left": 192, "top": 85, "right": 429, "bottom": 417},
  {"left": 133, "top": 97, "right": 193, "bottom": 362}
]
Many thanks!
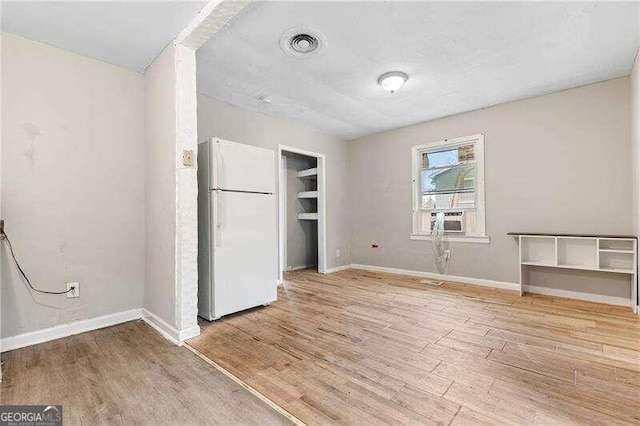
[
  {"left": 182, "top": 150, "right": 194, "bottom": 167},
  {"left": 335, "top": 249, "right": 341, "bottom": 258},
  {"left": 66, "top": 282, "right": 80, "bottom": 299}
]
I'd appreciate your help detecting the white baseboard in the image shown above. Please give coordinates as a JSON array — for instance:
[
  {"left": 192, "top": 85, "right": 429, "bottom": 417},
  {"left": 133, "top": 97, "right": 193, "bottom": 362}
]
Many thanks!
[
  {"left": 141, "top": 309, "right": 200, "bottom": 345},
  {"left": 141, "top": 309, "right": 180, "bottom": 345},
  {"left": 0, "top": 308, "right": 201, "bottom": 353},
  {"left": 348, "top": 264, "right": 630, "bottom": 307},
  {"left": 179, "top": 325, "right": 201, "bottom": 341},
  {"left": 350, "top": 263, "right": 518, "bottom": 291},
  {"left": 1, "top": 308, "right": 143, "bottom": 353},
  {"left": 325, "top": 264, "right": 352, "bottom": 274}
]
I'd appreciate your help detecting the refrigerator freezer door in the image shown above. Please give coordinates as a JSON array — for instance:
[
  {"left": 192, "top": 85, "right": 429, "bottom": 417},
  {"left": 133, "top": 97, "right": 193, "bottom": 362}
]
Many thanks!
[
  {"left": 212, "top": 138, "right": 276, "bottom": 193},
  {"left": 212, "top": 190, "right": 278, "bottom": 318}
]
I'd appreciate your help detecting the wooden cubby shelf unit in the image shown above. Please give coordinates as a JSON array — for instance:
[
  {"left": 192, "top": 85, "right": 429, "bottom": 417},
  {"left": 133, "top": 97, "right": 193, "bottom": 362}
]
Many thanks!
[{"left": 509, "top": 233, "right": 638, "bottom": 314}]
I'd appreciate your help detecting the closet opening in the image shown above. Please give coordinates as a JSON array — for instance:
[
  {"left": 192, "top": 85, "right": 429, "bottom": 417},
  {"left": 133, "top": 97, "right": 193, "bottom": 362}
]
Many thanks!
[{"left": 278, "top": 145, "right": 326, "bottom": 283}]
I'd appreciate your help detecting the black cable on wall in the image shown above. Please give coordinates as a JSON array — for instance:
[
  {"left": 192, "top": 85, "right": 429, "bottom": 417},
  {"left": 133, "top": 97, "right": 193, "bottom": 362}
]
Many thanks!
[{"left": 1, "top": 220, "right": 72, "bottom": 295}]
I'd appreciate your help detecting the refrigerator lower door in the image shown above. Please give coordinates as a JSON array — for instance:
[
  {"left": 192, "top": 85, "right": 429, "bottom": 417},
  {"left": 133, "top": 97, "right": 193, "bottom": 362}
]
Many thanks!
[{"left": 211, "top": 190, "right": 277, "bottom": 318}]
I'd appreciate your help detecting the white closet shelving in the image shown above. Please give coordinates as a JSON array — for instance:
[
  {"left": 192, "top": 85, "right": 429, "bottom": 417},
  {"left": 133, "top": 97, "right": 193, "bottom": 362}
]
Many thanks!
[
  {"left": 296, "top": 166, "right": 319, "bottom": 221},
  {"left": 511, "top": 233, "right": 638, "bottom": 313},
  {"left": 297, "top": 213, "right": 319, "bottom": 220},
  {"left": 297, "top": 191, "right": 318, "bottom": 199},
  {"left": 297, "top": 168, "right": 318, "bottom": 179}
]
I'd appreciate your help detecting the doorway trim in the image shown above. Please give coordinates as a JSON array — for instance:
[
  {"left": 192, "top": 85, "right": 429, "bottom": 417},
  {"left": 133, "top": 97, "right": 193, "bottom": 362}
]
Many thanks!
[{"left": 277, "top": 145, "right": 327, "bottom": 283}]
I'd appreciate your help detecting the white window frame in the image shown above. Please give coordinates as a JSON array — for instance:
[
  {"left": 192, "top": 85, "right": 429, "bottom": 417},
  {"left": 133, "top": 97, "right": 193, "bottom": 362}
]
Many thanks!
[{"left": 411, "top": 133, "right": 489, "bottom": 244}]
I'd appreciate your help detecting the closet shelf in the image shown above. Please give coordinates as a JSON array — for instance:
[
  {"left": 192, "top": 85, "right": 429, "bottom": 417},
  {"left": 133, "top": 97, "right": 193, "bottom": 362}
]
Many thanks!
[
  {"left": 297, "top": 191, "right": 318, "bottom": 199},
  {"left": 298, "top": 213, "right": 318, "bottom": 220},
  {"left": 297, "top": 168, "right": 318, "bottom": 179}
]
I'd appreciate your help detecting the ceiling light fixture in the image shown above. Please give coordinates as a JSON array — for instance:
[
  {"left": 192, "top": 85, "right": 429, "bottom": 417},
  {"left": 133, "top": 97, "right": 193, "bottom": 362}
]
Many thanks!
[{"left": 378, "top": 71, "right": 408, "bottom": 93}]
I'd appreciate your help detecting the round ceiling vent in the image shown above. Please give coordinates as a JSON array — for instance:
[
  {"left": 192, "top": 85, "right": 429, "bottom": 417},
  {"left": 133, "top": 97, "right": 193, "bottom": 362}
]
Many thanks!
[{"left": 280, "top": 27, "right": 327, "bottom": 59}]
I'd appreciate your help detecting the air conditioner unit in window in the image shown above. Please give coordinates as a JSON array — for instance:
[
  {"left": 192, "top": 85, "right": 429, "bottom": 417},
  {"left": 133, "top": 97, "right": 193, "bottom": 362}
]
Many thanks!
[{"left": 430, "top": 211, "right": 465, "bottom": 233}]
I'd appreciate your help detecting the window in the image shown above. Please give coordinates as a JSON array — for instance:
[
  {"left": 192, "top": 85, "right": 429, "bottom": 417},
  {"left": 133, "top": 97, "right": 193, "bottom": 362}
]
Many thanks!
[{"left": 411, "top": 134, "right": 488, "bottom": 243}]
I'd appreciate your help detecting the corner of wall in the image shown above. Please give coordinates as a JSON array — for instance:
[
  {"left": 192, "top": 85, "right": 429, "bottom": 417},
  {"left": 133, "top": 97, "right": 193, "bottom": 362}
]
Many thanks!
[
  {"left": 174, "top": 44, "right": 199, "bottom": 336},
  {"left": 142, "top": 40, "right": 199, "bottom": 343},
  {"left": 143, "top": 42, "right": 178, "bottom": 329},
  {"left": 631, "top": 48, "right": 640, "bottom": 238}
]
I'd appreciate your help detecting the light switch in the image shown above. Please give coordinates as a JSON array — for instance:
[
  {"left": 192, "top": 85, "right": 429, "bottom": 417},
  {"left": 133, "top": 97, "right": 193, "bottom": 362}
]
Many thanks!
[{"left": 182, "top": 150, "right": 194, "bottom": 167}]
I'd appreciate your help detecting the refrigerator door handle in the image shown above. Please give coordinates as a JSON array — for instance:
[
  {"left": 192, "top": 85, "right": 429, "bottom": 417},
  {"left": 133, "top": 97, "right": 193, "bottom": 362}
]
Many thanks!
[{"left": 216, "top": 191, "right": 223, "bottom": 247}]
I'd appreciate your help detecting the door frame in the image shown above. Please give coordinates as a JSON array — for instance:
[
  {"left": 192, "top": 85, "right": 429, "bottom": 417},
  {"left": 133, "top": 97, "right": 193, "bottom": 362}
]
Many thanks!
[
  {"left": 277, "top": 145, "right": 327, "bottom": 283},
  {"left": 279, "top": 154, "right": 288, "bottom": 277}
]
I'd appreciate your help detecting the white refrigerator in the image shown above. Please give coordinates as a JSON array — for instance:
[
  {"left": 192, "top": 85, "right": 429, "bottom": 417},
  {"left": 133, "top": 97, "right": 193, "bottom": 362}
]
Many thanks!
[{"left": 197, "top": 138, "right": 278, "bottom": 321}]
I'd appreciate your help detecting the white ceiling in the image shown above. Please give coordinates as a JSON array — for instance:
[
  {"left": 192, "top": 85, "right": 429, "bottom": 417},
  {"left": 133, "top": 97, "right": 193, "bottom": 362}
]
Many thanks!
[
  {"left": 197, "top": 2, "right": 640, "bottom": 140},
  {"left": 1, "top": 1, "right": 207, "bottom": 71}
]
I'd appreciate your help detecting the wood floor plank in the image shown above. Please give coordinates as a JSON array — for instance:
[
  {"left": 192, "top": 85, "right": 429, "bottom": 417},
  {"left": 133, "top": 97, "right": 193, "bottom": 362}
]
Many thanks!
[
  {"left": 450, "top": 406, "right": 505, "bottom": 425},
  {"left": 391, "top": 384, "right": 460, "bottom": 425},
  {"left": 490, "top": 377, "right": 638, "bottom": 424},
  {"left": 615, "top": 366, "right": 640, "bottom": 387},
  {"left": 432, "top": 361, "right": 496, "bottom": 392},
  {"left": 187, "top": 269, "right": 640, "bottom": 425},
  {"left": 443, "top": 382, "right": 537, "bottom": 425},
  {"left": 1, "top": 321, "right": 290, "bottom": 425}
]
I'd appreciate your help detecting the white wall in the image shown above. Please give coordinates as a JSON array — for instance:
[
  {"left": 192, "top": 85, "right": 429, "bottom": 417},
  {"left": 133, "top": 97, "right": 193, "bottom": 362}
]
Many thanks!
[
  {"left": 143, "top": 42, "right": 199, "bottom": 341},
  {"left": 1, "top": 30, "right": 634, "bottom": 346},
  {"left": 197, "top": 94, "right": 351, "bottom": 270},
  {"left": 632, "top": 51, "right": 640, "bottom": 239},
  {"left": 349, "top": 78, "right": 632, "bottom": 295},
  {"left": 1, "top": 34, "right": 144, "bottom": 338},
  {"left": 632, "top": 51, "right": 640, "bottom": 305},
  {"left": 143, "top": 44, "right": 177, "bottom": 327}
]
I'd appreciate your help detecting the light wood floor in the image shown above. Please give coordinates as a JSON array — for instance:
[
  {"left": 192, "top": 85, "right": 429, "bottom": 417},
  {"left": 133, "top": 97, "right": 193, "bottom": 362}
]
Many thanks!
[
  {"left": 1, "top": 321, "right": 290, "bottom": 425},
  {"left": 189, "top": 269, "right": 640, "bottom": 425}
]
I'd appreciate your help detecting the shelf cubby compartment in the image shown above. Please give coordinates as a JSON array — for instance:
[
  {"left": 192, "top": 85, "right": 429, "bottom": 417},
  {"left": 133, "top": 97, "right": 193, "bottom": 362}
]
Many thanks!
[
  {"left": 598, "top": 251, "right": 635, "bottom": 274},
  {"left": 297, "top": 191, "right": 318, "bottom": 199},
  {"left": 599, "top": 238, "right": 635, "bottom": 252},
  {"left": 557, "top": 237, "right": 597, "bottom": 270},
  {"left": 297, "top": 168, "right": 318, "bottom": 179},
  {"left": 298, "top": 212, "right": 318, "bottom": 220},
  {"left": 520, "top": 236, "right": 555, "bottom": 266}
]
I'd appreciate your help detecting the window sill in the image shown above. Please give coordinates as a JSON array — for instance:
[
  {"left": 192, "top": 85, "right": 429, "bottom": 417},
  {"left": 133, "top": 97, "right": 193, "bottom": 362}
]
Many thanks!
[{"left": 410, "top": 234, "right": 491, "bottom": 244}]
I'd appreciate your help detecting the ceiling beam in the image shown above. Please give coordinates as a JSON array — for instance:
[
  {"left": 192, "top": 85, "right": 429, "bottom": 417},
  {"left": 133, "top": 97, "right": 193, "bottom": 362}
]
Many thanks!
[{"left": 175, "top": 0, "right": 250, "bottom": 50}]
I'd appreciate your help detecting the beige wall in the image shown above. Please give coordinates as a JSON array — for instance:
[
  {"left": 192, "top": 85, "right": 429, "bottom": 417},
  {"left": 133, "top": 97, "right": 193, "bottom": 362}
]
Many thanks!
[
  {"left": 197, "top": 94, "right": 351, "bottom": 270},
  {"left": 349, "top": 78, "right": 632, "bottom": 295},
  {"left": 1, "top": 34, "right": 144, "bottom": 338}
]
